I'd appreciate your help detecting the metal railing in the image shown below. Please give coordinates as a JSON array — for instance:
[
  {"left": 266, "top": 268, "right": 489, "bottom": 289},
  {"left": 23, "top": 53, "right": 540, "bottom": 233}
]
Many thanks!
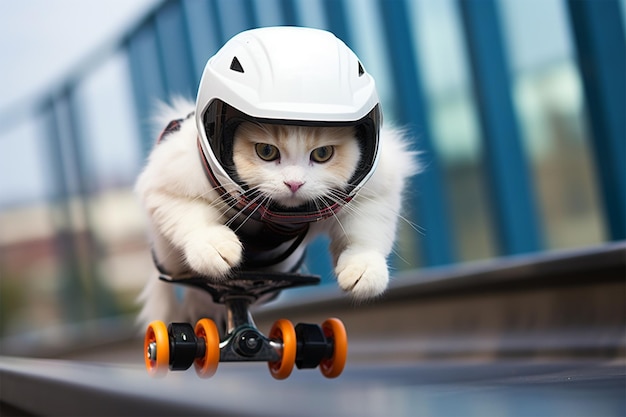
[
  {"left": 1, "top": 0, "right": 624, "bottom": 333},
  {"left": 1, "top": 242, "right": 624, "bottom": 416}
]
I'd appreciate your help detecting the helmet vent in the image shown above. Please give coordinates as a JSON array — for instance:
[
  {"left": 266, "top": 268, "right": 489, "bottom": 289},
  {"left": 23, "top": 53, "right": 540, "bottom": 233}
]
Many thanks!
[
  {"left": 230, "top": 56, "right": 244, "bottom": 73},
  {"left": 358, "top": 61, "right": 364, "bottom": 77}
]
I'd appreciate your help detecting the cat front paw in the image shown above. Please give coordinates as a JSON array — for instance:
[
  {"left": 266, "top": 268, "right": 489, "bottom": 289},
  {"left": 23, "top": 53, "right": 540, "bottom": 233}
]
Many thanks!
[
  {"left": 184, "top": 226, "right": 242, "bottom": 279},
  {"left": 335, "top": 249, "right": 389, "bottom": 299}
]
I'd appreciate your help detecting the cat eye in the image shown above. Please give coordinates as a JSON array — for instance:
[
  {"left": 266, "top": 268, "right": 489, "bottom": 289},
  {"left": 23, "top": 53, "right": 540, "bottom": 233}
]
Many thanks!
[
  {"left": 255, "top": 143, "right": 280, "bottom": 161},
  {"left": 310, "top": 146, "right": 334, "bottom": 163}
]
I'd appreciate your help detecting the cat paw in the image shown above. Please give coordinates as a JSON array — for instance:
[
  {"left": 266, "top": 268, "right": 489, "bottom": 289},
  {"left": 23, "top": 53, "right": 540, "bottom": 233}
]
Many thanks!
[
  {"left": 184, "top": 226, "right": 242, "bottom": 278},
  {"left": 335, "top": 250, "right": 389, "bottom": 299}
]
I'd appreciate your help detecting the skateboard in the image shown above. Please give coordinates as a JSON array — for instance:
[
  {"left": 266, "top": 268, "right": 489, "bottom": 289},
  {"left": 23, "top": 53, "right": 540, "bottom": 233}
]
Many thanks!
[{"left": 143, "top": 271, "right": 348, "bottom": 379}]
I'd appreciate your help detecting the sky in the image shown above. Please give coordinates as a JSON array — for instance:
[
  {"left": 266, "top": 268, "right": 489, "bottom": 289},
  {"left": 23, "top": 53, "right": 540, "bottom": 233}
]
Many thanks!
[
  {"left": 0, "top": 0, "right": 160, "bottom": 207},
  {"left": 0, "top": 0, "right": 159, "bottom": 112}
]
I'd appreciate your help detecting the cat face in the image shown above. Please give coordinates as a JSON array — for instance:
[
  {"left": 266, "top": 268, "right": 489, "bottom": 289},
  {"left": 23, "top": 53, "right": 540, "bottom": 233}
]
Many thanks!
[{"left": 232, "top": 122, "right": 361, "bottom": 209}]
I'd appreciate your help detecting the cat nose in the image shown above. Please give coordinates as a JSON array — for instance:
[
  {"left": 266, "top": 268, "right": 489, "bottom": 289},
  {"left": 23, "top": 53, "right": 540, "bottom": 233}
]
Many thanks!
[{"left": 284, "top": 181, "right": 304, "bottom": 193}]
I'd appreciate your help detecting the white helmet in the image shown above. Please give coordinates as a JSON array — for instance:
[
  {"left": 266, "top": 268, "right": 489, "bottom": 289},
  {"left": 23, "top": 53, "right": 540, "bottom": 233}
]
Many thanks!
[{"left": 196, "top": 26, "right": 381, "bottom": 224}]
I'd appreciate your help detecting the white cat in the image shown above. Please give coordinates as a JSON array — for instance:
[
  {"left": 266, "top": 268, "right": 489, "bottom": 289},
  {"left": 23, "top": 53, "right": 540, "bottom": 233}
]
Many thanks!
[{"left": 135, "top": 98, "right": 417, "bottom": 327}]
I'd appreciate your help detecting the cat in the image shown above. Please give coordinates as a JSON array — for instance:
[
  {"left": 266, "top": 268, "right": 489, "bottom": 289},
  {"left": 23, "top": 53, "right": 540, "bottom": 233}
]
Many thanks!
[{"left": 135, "top": 98, "right": 417, "bottom": 327}]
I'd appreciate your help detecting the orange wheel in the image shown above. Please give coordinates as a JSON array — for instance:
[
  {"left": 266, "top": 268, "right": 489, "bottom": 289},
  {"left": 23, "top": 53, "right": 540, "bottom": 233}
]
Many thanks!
[
  {"left": 194, "top": 318, "right": 220, "bottom": 378},
  {"left": 144, "top": 320, "right": 169, "bottom": 377},
  {"left": 320, "top": 318, "right": 348, "bottom": 378},
  {"left": 268, "top": 319, "right": 296, "bottom": 380}
]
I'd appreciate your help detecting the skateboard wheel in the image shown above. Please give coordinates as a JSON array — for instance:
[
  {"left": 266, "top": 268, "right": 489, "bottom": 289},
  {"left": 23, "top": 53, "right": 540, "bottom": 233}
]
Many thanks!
[
  {"left": 319, "top": 318, "right": 348, "bottom": 378},
  {"left": 268, "top": 319, "right": 296, "bottom": 380},
  {"left": 194, "top": 318, "right": 220, "bottom": 378},
  {"left": 145, "top": 320, "right": 169, "bottom": 377}
]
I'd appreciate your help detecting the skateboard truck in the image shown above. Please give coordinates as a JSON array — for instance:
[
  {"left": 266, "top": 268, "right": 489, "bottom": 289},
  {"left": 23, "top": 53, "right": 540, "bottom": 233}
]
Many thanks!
[{"left": 144, "top": 271, "right": 348, "bottom": 379}]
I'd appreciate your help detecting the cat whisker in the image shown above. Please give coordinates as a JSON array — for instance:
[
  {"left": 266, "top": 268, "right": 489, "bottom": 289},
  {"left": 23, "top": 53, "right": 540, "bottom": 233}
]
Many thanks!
[
  {"left": 213, "top": 186, "right": 264, "bottom": 219},
  {"left": 225, "top": 191, "right": 265, "bottom": 228},
  {"left": 187, "top": 187, "right": 242, "bottom": 215},
  {"left": 331, "top": 189, "right": 425, "bottom": 236},
  {"left": 224, "top": 187, "right": 270, "bottom": 230},
  {"left": 190, "top": 184, "right": 231, "bottom": 204},
  {"left": 317, "top": 193, "right": 352, "bottom": 242},
  {"left": 397, "top": 214, "right": 425, "bottom": 235},
  {"left": 325, "top": 190, "right": 362, "bottom": 216},
  {"left": 231, "top": 194, "right": 271, "bottom": 234},
  {"left": 324, "top": 192, "right": 414, "bottom": 265},
  {"left": 212, "top": 197, "right": 242, "bottom": 219},
  {"left": 389, "top": 248, "right": 413, "bottom": 267}
]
